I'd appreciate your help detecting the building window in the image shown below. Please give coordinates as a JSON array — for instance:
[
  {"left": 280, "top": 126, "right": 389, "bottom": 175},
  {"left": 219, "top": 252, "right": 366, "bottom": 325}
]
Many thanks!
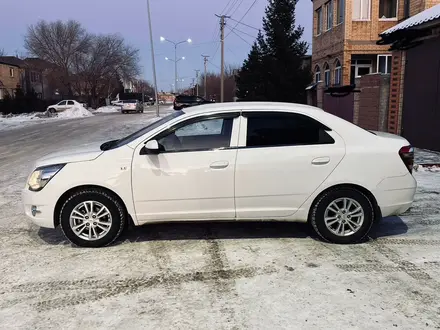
[
  {"left": 334, "top": 59, "right": 342, "bottom": 85},
  {"left": 9, "top": 68, "right": 14, "bottom": 78},
  {"left": 377, "top": 55, "right": 392, "bottom": 73},
  {"left": 316, "top": 7, "right": 323, "bottom": 35},
  {"left": 350, "top": 59, "right": 372, "bottom": 83},
  {"left": 325, "top": 1, "right": 334, "bottom": 30},
  {"left": 315, "top": 65, "right": 321, "bottom": 83},
  {"left": 353, "top": 0, "right": 371, "bottom": 20},
  {"left": 379, "top": 0, "right": 397, "bottom": 19},
  {"left": 336, "top": 0, "right": 345, "bottom": 24},
  {"left": 324, "top": 62, "right": 331, "bottom": 87}
]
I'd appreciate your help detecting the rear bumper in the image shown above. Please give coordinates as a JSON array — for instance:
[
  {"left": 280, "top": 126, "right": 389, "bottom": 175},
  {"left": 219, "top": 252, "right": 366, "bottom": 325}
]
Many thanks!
[{"left": 374, "top": 173, "right": 417, "bottom": 217}]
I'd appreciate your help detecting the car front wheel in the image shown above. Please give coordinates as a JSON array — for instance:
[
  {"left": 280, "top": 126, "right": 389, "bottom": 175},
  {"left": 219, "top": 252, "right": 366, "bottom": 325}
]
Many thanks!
[
  {"left": 310, "top": 187, "right": 374, "bottom": 244},
  {"left": 59, "top": 188, "right": 126, "bottom": 247}
]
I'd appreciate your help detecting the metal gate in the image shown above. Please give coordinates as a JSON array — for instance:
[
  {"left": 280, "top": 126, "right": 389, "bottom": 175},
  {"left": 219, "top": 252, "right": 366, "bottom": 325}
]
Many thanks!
[
  {"left": 402, "top": 37, "right": 440, "bottom": 152},
  {"left": 323, "top": 92, "right": 354, "bottom": 123}
]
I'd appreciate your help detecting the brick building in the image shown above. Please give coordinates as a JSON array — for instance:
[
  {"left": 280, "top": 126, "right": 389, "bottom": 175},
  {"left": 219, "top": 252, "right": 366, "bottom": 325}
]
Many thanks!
[
  {"left": 312, "top": 0, "right": 411, "bottom": 92},
  {"left": 0, "top": 56, "right": 25, "bottom": 100}
]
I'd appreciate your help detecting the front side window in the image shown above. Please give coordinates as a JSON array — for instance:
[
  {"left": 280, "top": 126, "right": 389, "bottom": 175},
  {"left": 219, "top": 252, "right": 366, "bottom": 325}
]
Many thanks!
[
  {"left": 379, "top": 0, "right": 397, "bottom": 19},
  {"left": 353, "top": 0, "right": 371, "bottom": 20},
  {"left": 245, "top": 112, "right": 334, "bottom": 148},
  {"left": 157, "top": 116, "right": 234, "bottom": 152},
  {"left": 57, "top": 101, "right": 67, "bottom": 106}
]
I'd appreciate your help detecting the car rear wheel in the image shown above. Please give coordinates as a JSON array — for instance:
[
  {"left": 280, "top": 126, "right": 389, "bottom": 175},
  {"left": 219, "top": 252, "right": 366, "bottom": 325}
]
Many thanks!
[
  {"left": 310, "top": 187, "right": 374, "bottom": 244},
  {"left": 59, "top": 188, "right": 126, "bottom": 247}
]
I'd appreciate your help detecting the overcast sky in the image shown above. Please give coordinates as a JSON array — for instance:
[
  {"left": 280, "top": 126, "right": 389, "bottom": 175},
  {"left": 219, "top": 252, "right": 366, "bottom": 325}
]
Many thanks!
[{"left": 0, "top": 0, "right": 312, "bottom": 91}]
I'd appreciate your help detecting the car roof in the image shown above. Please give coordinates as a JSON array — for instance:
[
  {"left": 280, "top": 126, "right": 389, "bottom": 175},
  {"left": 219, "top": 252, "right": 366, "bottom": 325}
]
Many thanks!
[{"left": 181, "top": 101, "right": 324, "bottom": 115}]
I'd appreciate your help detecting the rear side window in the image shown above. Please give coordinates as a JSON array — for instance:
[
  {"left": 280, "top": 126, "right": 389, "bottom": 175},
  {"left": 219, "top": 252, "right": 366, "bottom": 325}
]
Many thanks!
[
  {"left": 245, "top": 112, "right": 334, "bottom": 147},
  {"left": 67, "top": 101, "right": 74, "bottom": 105}
]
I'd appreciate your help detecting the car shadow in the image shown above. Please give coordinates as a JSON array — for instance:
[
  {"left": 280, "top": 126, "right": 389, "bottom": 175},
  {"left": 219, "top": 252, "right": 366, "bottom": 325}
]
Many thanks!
[{"left": 37, "top": 216, "right": 408, "bottom": 247}]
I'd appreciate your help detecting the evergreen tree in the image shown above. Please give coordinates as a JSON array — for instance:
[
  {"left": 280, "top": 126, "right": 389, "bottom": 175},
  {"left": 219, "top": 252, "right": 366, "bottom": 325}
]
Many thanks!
[{"left": 236, "top": 0, "right": 311, "bottom": 103}]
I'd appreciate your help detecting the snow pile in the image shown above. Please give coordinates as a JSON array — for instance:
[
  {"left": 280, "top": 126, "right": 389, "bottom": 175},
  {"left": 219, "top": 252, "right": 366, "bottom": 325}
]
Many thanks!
[
  {"left": 56, "top": 105, "right": 93, "bottom": 118},
  {"left": 415, "top": 164, "right": 440, "bottom": 172},
  {"left": 93, "top": 106, "right": 121, "bottom": 113}
]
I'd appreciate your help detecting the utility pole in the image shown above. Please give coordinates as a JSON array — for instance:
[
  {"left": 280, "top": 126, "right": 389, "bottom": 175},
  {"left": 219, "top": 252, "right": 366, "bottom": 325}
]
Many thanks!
[
  {"left": 215, "top": 14, "right": 229, "bottom": 103},
  {"left": 201, "top": 55, "right": 209, "bottom": 99},
  {"left": 191, "top": 78, "right": 196, "bottom": 95},
  {"left": 147, "top": 0, "right": 160, "bottom": 116},
  {"left": 194, "top": 69, "right": 200, "bottom": 96}
]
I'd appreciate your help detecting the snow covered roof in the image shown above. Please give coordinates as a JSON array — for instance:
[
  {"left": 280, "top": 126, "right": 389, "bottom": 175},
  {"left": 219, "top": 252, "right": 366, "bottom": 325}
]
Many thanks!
[{"left": 381, "top": 4, "right": 440, "bottom": 35}]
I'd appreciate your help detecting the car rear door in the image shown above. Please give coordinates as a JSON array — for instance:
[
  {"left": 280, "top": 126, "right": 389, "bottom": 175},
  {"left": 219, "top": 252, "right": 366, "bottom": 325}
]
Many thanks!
[
  {"left": 234, "top": 111, "right": 346, "bottom": 219},
  {"left": 132, "top": 112, "right": 240, "bottom": 222},
  {"left": 66, "top": 100, "right": 75, "bottom": 109}
]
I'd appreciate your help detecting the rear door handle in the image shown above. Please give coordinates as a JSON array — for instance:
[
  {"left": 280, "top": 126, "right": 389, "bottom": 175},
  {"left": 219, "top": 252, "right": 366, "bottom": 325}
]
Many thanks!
[
  {"left": 210, "top": 161, "right": 229, "bottom": 169},
  {"left": 311, "top": 157, "right": 330, "bottom": 165}
]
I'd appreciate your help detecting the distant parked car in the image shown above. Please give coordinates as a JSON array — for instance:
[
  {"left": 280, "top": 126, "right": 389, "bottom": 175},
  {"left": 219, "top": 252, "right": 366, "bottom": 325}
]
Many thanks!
[
  {"left": 22, "top": 101, "right": 416, "bottom": 247},
  {"left": 173, "top": 95, "right": 213, "bottom": 110},
  {"left": 47, "top": 100, "right": 87, "bottom": 113},
  {"left": 121, "top": 99, "right": 143, "bottom": 114}
]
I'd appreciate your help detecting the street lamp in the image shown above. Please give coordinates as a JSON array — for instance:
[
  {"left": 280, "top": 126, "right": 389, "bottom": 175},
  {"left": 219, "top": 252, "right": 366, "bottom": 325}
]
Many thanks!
[{"left": 160, "top": 36, "right": 192, "bottom": 93}]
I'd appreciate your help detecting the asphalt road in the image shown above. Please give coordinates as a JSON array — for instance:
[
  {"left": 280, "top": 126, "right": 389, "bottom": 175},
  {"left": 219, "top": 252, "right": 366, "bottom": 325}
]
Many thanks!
[{"left": 1, "top": 112, "right": 440, "bottom": 330}]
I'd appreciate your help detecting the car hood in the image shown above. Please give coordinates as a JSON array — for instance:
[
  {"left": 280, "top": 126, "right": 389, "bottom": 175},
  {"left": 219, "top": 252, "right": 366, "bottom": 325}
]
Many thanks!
[{"left": 35, "top": 142, "right": 104, "bottom": 168}]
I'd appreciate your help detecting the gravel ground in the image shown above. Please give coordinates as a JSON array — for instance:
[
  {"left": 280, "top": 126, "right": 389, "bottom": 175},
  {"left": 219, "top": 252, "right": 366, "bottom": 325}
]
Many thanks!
[{"left": 1, "top": 111, "right": 440, "bottom": 330}]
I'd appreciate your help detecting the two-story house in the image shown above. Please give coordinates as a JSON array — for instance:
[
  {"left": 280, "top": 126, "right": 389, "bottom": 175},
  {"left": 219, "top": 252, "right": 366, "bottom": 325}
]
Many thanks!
[
  {"left": 312, "top": 0, "right": 412, "bottom": 89},
  {"left": 0, "top": 56, "right": 25, "bottom": 100}
]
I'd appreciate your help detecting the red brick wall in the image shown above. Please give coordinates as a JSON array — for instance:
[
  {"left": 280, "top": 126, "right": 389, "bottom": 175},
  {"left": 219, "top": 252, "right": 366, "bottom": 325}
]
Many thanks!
[{"left": 358, "top": 75, "right": 381, "bottom": 130}]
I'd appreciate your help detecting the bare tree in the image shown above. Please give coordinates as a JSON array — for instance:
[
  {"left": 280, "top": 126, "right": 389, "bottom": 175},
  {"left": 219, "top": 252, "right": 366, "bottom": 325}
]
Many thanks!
[
  {"left": 72, "top": 34, "right": 140, "bottom": 108},
  {"left": 0, "top": 49, "right": 5, "bottom": 56},
  {"left": 24, "top": 20, "right": 91, "bottom": 96}
]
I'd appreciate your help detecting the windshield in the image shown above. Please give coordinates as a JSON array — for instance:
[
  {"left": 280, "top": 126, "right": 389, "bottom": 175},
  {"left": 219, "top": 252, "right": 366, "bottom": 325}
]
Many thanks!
[{"left": 105, "top": 110, "right": 184, "bottom": 150}]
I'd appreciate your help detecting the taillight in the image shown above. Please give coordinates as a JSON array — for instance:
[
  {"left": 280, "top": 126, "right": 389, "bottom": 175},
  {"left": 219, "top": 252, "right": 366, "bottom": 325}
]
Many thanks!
[{"left": 399, "top": 145, "right": 414, "bottom": 173}]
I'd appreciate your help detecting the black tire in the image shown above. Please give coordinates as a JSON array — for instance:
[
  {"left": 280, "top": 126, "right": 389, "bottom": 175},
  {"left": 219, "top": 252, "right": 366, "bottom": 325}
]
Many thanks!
[
  {"left": 59, "top": 188, "right": 126, "bottom": 247},
  {"left": 48, "top": 108, "right": 56, "bottom": 114},
  {"left": 310, "top": 187, "right": 374, "bottom": 244}
]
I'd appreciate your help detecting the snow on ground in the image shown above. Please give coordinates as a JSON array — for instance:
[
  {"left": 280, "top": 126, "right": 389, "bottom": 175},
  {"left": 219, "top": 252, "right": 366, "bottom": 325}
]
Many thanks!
[
  {"left": 1, "top": 118, "right": 440, "bottom": 329},
  {"left": 93, "top": 105, "right": 121, "bottom": 113},
  {"left": 0, "top": 105, "right": 93, "bottom": 131}
]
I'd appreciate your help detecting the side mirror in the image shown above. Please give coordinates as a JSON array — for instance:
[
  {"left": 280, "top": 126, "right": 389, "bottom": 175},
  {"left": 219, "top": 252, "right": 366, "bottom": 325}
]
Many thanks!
[{"left": 141, "top": 140, "right": 160, "bottom": 155}]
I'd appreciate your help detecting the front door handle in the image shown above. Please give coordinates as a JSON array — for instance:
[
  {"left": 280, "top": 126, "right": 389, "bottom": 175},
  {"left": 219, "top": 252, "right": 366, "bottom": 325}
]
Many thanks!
[
  {"left": 210, "top": 161, "right": 229, "bottom": 169},
  {"left": 311, "top": 157, "right": 330, "bottom": 165}
]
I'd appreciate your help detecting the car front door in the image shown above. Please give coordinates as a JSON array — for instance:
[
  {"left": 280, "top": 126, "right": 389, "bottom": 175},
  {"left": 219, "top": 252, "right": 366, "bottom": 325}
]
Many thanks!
[
  {"left": 132, "top": 112, "right": 240, "bottom": 223},
  {"left": 56, "top": 101, "right": 67, "bottom": 111},
  {"left": 234, "top": 111, "right": 346, "bottom": 219}
]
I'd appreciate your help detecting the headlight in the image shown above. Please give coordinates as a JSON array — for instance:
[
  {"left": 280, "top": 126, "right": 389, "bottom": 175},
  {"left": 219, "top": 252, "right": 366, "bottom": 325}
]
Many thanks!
[{"left": 27, "top": 164, "right": 65, "bottom": 191}]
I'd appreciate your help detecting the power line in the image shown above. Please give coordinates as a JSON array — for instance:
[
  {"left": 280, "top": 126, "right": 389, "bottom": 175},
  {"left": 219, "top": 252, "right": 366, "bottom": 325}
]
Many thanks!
[
  {"left": 226, "top": 0, "right": 258, "bottom": 38},
  {"left": 227, "top": 17, "right": 260, "bottom": 31},
  {"left": 208, "top": 60, "right": 221, "bottom": 69},
  {"left": 228, "top": 0, "right": 245, "bottom": 16},
  {"left": 225, "top": 0, "right": 241, "bottom": 15},
  {"left": 231, "top": 27, "right": 257, "bottom": 39},
  {"left": 229, "top": 29, "right": 253, "bottom": 46}
]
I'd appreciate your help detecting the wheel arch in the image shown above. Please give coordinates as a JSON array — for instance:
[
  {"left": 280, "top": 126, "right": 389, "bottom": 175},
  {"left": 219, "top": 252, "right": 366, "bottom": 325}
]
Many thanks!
[
  {"left": 307, "top": 183, "right": 382, "bottom": 223},
  {"left": 53, "top": 184, "right": 135, "bottom": 228}
]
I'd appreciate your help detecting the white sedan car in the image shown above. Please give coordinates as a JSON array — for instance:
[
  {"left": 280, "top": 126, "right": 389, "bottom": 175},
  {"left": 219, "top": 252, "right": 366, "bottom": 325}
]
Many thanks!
[
  {"left": 47, "top": 100, "right": 87, "bottom": 113},
  {"left": 22, "top": 102, "right": 416, "bottom": 247}
]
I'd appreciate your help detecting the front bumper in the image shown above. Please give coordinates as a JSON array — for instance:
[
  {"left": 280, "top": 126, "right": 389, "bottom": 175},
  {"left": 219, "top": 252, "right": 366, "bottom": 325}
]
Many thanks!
[{"left": 22, "top": 187, "right": 56, "bottom": 228}]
